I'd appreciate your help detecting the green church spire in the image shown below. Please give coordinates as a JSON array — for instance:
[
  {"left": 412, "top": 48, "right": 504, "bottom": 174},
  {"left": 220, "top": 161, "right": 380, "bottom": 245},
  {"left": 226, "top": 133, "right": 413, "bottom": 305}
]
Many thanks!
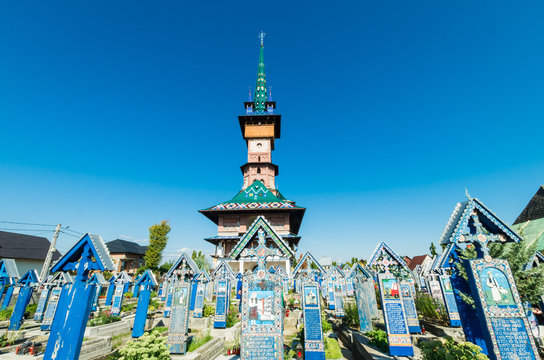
[{"left": 254, "top": 31, "right": 267, "bottom": 113}]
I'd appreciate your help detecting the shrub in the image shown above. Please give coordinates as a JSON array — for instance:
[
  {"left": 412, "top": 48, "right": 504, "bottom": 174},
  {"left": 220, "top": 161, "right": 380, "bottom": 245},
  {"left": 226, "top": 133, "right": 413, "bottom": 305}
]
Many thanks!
[
  {"left": 415, "top": 293, "right": 448, "bottom": 323},
  {"left": 203, "top": 304, "right": 215, "bottom": 317},
  {"left": 0, "top": 308, "right": 13, "bottom": 321},
  {"left": 324, "top": 337, "right": 342, "bottom": 359},
  {"left": 119, "top": 330, "right": 170, "bottom": 360},
  {"left": 226, "top": 303, "right": 239, "bottom": 328},
  {"left": 321, "top": 313, "right": 332, "bottom": 333},
  {"left": 419, "top": 337, "right": 488, "bottom": 359},
  {"left": 366, "top": 329, "right": 388, "bottom": 353},
  {"left": 25, "top": 303, "right": 38, "bottom": 318},
  {"left": 88, "top": 310, "right": 122, "bottom": 327},
  {"left": 124, "top": 292, "right": 133, "bottom": 298},
  {"left": 187, "top": 331, "right": 212, "bottom": 352},
  {"left": 342, "top": 302, "right": 359, "bottom": 328},
  {"left": 121, "top": 303, "right": 137, "bottom": 313}
]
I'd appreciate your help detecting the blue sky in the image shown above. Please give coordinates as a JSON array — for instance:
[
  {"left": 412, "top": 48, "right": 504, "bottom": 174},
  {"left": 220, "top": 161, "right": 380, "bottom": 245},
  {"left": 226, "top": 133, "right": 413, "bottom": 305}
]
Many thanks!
[{"left": 1, "top": 1, "right": 543, "bottom": 263}]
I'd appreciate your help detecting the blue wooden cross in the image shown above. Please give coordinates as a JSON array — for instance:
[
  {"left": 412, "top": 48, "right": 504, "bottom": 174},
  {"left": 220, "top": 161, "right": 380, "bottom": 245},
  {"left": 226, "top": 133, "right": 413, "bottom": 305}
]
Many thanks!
[
  {"left": 241, "top": 229, "right": 280, "bottom": 279},
  {"left": 34, "top": 272, "right": 72, "bottom": 322},
  {"left": 459, "top": 213, "right": 504, "bottom": 260},
  {"left": 105, "top": 274, "right": 117, "bottom": 306},
  {"left": 9, "top": 269, "right": 39, "bottom": 330},
  {"left": 110, "top": 271, "right": 131, "bottom": 316},
  {"left": 132, "top": 273, "right": 142, "bottom": 298},
  {"left": 0, "top": 259, "right": 19, "bottom": 310},
  {"left": 43, "top": 233, "right": 114, "bottom": 360},
  {"left": 132, "top": 270, "right": 158, "bottom": 338}
]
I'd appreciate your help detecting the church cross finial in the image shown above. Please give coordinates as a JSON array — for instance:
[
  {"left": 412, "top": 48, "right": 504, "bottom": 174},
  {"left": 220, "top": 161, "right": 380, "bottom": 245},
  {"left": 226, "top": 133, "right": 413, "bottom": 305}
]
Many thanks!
[{"left": 259, "top": 31, "right": 266, "bottom": 47}]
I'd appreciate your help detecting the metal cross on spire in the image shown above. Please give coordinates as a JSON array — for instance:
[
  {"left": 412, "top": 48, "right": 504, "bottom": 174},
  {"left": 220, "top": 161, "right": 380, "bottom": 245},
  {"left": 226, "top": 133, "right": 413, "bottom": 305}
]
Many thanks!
[
  {"left": 258, "top": 31, "right": 266, "bottom": 47},
  {"left": 460, "top": 212, "right": 505, "bottom": 261},
  {"left": 241, "top": 229, "right": 280, "bottom": 278}
]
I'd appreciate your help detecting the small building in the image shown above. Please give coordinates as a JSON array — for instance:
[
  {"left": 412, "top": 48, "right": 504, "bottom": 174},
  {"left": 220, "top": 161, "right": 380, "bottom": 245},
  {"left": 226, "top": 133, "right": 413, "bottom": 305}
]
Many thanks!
[
  {"left": 406, "top": 254, "right": 433, "bottom": 272},
  {"left": 0, "top": 230, "right": 61, "bottom": 277},
  {"left": 105, "top": 239, "right": 147, "bottom": 275},
  {"left": 512, "top": 186, "right": 544, "bottom": 252}
]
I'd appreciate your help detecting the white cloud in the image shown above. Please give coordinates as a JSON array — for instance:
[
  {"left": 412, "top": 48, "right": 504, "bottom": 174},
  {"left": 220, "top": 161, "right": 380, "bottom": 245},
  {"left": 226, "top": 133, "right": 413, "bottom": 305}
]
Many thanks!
[{"left": 118, "top": 234, "right": 134, "bottom": 240}]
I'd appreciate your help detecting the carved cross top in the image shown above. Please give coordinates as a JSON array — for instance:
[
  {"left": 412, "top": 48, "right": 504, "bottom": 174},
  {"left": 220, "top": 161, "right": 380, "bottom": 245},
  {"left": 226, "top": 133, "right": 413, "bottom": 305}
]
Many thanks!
[
  {"left": 242, "top": 229, "right": 279, "bottom": 278},
  {"left": 460, "top": 213, "right": 505, "bottom": 261}
]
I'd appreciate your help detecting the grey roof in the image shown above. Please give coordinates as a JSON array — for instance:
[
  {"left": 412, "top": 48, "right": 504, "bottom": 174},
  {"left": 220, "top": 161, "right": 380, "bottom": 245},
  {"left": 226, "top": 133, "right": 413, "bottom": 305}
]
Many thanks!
[
  {"left": 0, "top": 231, "right": 61, "bottom": 261},
  {"left": 514, "top": 186, "right": 544, "bottom": 224},
  {"left": 1, "top": 259, "right": 19, "bottom": 279},
  {"left": 106, "top": 239, "right": 147, "bottom": 255}
]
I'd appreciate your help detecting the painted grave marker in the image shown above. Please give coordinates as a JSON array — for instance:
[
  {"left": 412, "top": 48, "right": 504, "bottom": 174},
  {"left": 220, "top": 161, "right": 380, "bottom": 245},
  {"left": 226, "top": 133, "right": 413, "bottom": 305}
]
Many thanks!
[
  {"left": 212, "top": 259, "right": 235, "bottom": 328},
  {"left": 165, "top": 252, "right": 200, "bottom": 354},
  {"left": 105, "top": 274, "right": 117, "bottom": 306},
  {"left": 400, "top": 281, "right": 420, "bottom": 333},
  {"left": 378, "top": 274, "right": 414, "bottom": 356},
  {"left": 193, "top": 270, "right": 210, "bottom": 318},
  {"left": 439, "top": 275, "right": 461, "bottom": 326},
  {"left": 9, "top": 269, "right": 39, "bottom": 330},
  {"left": 353, "top": 276, "right": 373, "bottom": 332},
  {"left": 88, "top": 272, "right": 106, "bottom": 312},
  {"left": 110, "top": 271, "right": 131, "bottom": 316},
  {"left": 132, "top": 269, "right": 158, "bottom": 338},
  {"left": 240, "top": 228, "right": 284, "bottom": 360},
  {"left": 43, "top": 233, "right": 114, "bottom": 360},
  {"left": 35, "top": 272, "right": 73, "bottom": 323},
  {"left": 302, "top": 280, "right": 326, "bottom": 360},
  {"left": 0, "top": 259, "right": 19, "bottom": 311}
]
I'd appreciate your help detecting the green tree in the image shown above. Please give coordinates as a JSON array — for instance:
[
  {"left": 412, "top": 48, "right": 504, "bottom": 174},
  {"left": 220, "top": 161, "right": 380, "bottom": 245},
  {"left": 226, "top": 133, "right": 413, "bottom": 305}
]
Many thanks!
[
  {"left": 191, "top": 250, "right": 211, "bottom": 271},
  {"left": 429, "top": 242, "right": 437, "bottom": 257},
  {"left": 144, "top": 221, "right": 171, "bottom": 270},
  {"left": 489, "top": 240, "right": 544, "bottom": 304},
  {"left": 455, "top": 236, "right": 544, "bottom": 305},
  {"left": 158, "top": 260, "right": 174, "bottom": 275}
]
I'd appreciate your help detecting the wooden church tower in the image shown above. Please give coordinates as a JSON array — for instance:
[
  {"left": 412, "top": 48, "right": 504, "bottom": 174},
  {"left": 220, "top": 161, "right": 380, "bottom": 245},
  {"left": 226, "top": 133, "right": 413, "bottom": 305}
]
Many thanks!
[{"left": 200, "top": 33, "right": 305, "bottom": 274}]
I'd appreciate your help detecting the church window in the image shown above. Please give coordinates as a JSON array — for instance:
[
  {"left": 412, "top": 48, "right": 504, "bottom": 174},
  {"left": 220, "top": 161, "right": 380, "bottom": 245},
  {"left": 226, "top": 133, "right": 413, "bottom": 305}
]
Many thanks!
[{"left": 257, "top": 168, "right": 261, "bottom": 174}]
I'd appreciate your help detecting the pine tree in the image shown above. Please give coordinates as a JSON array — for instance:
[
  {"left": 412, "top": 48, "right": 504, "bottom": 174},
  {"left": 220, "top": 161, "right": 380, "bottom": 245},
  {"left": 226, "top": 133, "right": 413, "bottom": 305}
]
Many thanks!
[
  {"left": 429, "top": 242, "right": 437, "bottom": 257},
  {"left": 144, "top": 220, "right": 171, "bottom": 270}
]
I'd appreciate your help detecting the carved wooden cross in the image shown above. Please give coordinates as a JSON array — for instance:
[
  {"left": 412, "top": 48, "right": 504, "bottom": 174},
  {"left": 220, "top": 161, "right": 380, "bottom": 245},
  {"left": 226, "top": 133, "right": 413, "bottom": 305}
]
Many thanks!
[
  {"left": 242, "top": 229, "right": 279, "bottom": 278},
  {"left": 460, "top": 212, "right": 505, "bottom": 260}
]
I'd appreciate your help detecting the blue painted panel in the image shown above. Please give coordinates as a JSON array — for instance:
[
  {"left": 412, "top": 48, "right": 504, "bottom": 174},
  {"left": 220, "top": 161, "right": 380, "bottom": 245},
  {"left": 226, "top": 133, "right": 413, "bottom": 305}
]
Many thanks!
[
  {"left": 9, "top": 286, "right": 34, "bottom": 330},
  {"left": 44, "top": 281, "right": 96, "bottom": 360},
  {"left": 193, "top": 282, "right": 205, "bottom": 318},
  {"left": 400, "top": 283, "right": 420, "bottom": 333},
  {"left": 378, "top": 274, "right": 413, "bottom": 357},
  {"left": 214, "top": 280, "right": 229, "bottom": 328},
  {"left": 167, "top": 283, "right": 191, "bottom": 354},
  {"left": 132, "top": 287, "right": 151, "bottom": 338},
  {"left": 354, "top": 279, "right": 373, "bottom": 333},
  {"left": 41, "top": 287, "right": 63, "bottom": 331},
  {"left": 110, "top": 284, "right": 124, "bottom": 316},
  {"left": 105, "top": 283, "right": 115, "bottom": 306},
  {"left": 302, "top": 283, "right": 325, "bottom": 360},
  {"left": 1, "top": 286, "right": 14, "bottom": 310},
  {"left": 189, "top": 280, "right": 197, "bottom": 311},
  {"left": 439, "top": 276, "right": 462, "bottom": 327},
  {"left": 34, "top": 287, "right": 51, "bottom": 321}
]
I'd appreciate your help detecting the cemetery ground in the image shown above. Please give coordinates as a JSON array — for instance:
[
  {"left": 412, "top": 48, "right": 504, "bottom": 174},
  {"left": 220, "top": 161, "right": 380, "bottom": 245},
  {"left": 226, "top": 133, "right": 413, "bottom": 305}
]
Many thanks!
[{"left": 1, "top": 285, "right": 533, "bottom": 360}]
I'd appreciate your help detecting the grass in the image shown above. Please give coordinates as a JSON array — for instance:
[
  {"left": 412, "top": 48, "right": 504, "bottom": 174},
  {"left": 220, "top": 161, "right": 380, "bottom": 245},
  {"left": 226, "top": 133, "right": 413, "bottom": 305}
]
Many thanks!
[
  {"left": 0, "top": 308, "right": 13, "bottom": 321},
  {"left": 154, "top": 326, "right": 168, "bottom": 333},
  {"left": 324, "top": 337, "right": 342, "bottom": 359},
  {"left": 187, "top": 331, "right": 212, "bottom": 352},
  {"left": 111, "top": 331, "right": 132, "bottom": 349}
]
